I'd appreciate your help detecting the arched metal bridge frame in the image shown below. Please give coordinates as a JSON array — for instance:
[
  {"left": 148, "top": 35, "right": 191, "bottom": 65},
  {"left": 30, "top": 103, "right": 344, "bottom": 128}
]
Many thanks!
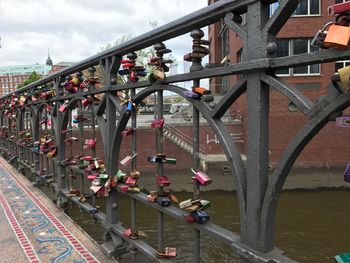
[{"left": 1, "top": 0, "right": 350, "bottom": 262}]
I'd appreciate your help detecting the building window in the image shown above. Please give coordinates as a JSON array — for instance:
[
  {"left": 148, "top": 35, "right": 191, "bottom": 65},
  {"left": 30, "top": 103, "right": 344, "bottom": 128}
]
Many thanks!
[
  {"left": 276, "top": 38, "right": 320, "bottom": 76},
  {"left": 294, "top": 0, "right": 320, "bottom": 16},
  {"left": 335, "top": 60, "right": 350, "bottom": 71}
]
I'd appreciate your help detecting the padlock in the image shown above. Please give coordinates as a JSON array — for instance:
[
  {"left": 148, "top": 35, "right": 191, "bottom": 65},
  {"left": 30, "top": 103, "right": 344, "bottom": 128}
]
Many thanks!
[
  {"left": 156, "top": 196, "right": 171, "bottom": 207},
  {"left": 199, "top": 200, "right": 211, "bottom": 210},
  {"left": 179, "top": 198, "right": 200, "bottom": 209},
  {"left": 336, "top": 116, "right": 350, "bottom": 127},
  {"left": 151, "top": 118, "right": 165, "bottom": 128},
  {"left": 119, "top": 69, "right": 129, "bottom": 75},
  {"left": 87, "top": 175, "right": 97, "bottom": 181},
  {"left": 192, "top": 169, "right": 212, "bottom": 186},
  {"left": 324, "top": 24, "right": 350, "bottom": 49},
  {"left": 116, "top": 170, "right": 126, "bottom": 182},
  {"left": 117, "top": 183, "right": 129, "bottom": 192},
  {"left": 169, "top": 194, "right": 179, "bottom": 204},
  {"left": 90, "top": 184, "right": 103, "bottom": 194},
  {"left": 184, "top": 203, "right": 201, "bottom": 213},
  {"left": 122, "top": 63, "right": 135, "bottom": 69},
  {"left": 130, "top": 170, "right": 140, "bottom": 178},
  {"left": 191, "top": 210, "right": 210, "bottom": 224},
  {"left": 82, "top": 98, "right": 92, "bottom": 107},
  {"left": 126, "top": 101, "right": 133, "bottom": 112},
  {"left": 328, "top": 1, "right": 350, "bottom": 15},
  {"left": 193, "top": 87, "right": 211, "bottom": 95},
  {"left": 123, "top": 228, "right": 133, "bottom": 238},
  {"left": 165, "top": 158, "right": 176, "bottom": 165},
  {"left": 59, "top": 103, "right": 68, "bottom": 112},
  {"left": 184, "top": 213, "right": 196, "bottom": 223},
  {"left": 343, "top": 164, "right": 350, "bottom": 182},
  {"left": 152, "top": 67, "right": 165, "bottom": 81},
  {"left": 136, "top": 70, "right": 147, "bottom": 77},
  {"left": 94, "top": 158, "right": 99, "bottom": 169},
  {"left": 147, "top": 192, "right": 157, "bottom": 202},
  {"left": 311, "top": 22, "right": 334, "bottom": 49},
  {"left": 120, "top": 153, "right": 137, "bottom": 166},
  {"left": 156, "top": 247, "right": 177, "bottom": 258},
  {"left": 121, "top": 127, "right": 137, "bottom": 136},
  {"left": 98, "top": 174, "right": 109, "bottom": 183},
  {"left": 84, "top": 156, "right": 93, "bottom": 161},
  {"left": 183, "top": 90, "right": 201, "bottom": 99},
  {"left": 157, "top": 176, "right": 170, "bottom": 187},
  {"left": 125, "top": 176, "right": 137, "bottom": 186},
  {"left": 147, "top": 155, "right": 165, "bottom": 163},
  {"left": 337, "top": 65, "right": 350, "bottom": 91},
  {"left": 128, "top": 186, "right": 140, "bottom": 193}
]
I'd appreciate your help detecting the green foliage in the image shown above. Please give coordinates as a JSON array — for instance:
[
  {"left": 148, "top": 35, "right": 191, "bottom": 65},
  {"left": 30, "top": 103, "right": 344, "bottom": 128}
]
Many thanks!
[{"left": 17, "top": 71, "right": 41, "bottom": 89}]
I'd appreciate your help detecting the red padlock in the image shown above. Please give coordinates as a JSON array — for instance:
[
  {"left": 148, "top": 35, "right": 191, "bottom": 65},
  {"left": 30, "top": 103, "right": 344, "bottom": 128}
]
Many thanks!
[
  {"left": 184, "top": 214, "right": 196, "bottom": 223},
  {"left": 157, "top": 176, "right": 170, "bottom": 187},
  {"left": 125, "top": 176, "right": 137, "bottom": 187},
  {"left": 121, "top": 127, "right": 137, "bottom": 136},
  {"left": 117, "top": 183, "right": 129, "bottom": 192},
  {"left": 151, "top": 118, "right": 165, "bottom": 128}
]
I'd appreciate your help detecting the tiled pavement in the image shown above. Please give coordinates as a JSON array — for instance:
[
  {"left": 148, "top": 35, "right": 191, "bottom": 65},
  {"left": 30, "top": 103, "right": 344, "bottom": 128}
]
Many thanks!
[{"left": 0, "top": 158, "right": 116, "bottom": 263}]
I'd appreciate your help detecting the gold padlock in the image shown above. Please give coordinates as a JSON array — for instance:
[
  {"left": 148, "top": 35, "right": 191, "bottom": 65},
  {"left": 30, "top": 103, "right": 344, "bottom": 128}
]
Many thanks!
[
  {"left": 324, "top": 24, "right": 350, "bottom": 49},
  {"left": 337, "top": 65, "right": 350, "bottom": 91},
  {"left": 152, "top": 67, "right": 165, "bottom": 81}
]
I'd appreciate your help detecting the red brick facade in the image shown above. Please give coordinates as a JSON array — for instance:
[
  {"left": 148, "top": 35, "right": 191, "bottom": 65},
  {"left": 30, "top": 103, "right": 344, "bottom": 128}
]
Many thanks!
[{"left": 208, "top": 0, "right": 350, "bottom": 168}]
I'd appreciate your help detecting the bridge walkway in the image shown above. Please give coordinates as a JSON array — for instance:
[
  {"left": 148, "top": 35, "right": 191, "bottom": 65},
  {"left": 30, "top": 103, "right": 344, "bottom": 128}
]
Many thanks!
[{"left": 0, "top": 157, "right": 115, "bottom": 263}]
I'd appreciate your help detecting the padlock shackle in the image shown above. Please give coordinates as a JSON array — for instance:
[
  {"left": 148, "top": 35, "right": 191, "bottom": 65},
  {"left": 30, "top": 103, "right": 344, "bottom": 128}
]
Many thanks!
[{"left": 321, "top": 21, "right": 335, "bottom": 31}]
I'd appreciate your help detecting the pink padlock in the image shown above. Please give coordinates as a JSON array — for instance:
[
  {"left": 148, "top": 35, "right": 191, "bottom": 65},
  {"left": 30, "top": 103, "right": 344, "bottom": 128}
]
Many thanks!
[
  {"left": 87, "top": 175, "right": 97, "bottom": 181},
  {"left": 121, "top": 127, "right": 137, "bottom": 136},
  {"left": 191, "top": 169, "right": 212, "bottom": 186},
  {"left": 120, "top": 153, "right": 137, "bottom": 166},
  {"left": 117, "top": 183, "right": 129, "bottom": 192},
  {"left": 59, "top": 103, "right": 68, "bottom": 112},
  {"left": 151, "top": 118, "right": 165, "bottom": 128},
  {"left": 125, "top": 176, "right": 137, "bottom": 186}
]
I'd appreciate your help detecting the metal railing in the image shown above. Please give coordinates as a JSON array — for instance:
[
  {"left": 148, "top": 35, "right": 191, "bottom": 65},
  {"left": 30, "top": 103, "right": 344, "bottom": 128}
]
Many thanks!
[{"left": 0, "top": 0, "right": 349, "bottom": 262}]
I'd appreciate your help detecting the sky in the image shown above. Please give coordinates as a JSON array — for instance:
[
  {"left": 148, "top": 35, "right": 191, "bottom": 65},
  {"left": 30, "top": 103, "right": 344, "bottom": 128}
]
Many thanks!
[{"left": 0, "top": 0, "right": 208, "bottom": 74}]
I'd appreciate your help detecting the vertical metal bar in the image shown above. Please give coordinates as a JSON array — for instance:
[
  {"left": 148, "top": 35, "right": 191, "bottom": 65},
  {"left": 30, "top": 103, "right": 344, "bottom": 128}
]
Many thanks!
[
  {"left": 104, "top": 89, "right": 119, "bottom": 224},
  {"left": 192, "top": 79, "right": 201, "bottom": 263},
  {"left": 156, "top": 90, "right": 164, "bottom": 253},
  {"left": 243, "top": 2, "right": 270, "bottom": 258},
  {"left": 77, "top": 103, "right": 84, "bottom": 195},
  {"left": 91, "top": 108, "right": 97, "bottom": 207},
  {"left": 131, "top": 88, "right": 137, "bottom": 235}
]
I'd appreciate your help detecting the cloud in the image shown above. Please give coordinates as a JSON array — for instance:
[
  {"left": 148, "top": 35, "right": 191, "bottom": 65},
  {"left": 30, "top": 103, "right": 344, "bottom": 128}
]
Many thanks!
[{"left": 0, "top": 0, "right": 207, "bottom": 69}]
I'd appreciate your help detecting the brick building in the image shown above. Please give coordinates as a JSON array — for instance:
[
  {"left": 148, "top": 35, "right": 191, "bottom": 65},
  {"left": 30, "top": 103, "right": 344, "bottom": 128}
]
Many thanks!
[
  {"left": 0, "top": 64, "right": 51, "bottom": 96},
  {"left": 208, "top": 0, "right": 350, "bottom": 168}
]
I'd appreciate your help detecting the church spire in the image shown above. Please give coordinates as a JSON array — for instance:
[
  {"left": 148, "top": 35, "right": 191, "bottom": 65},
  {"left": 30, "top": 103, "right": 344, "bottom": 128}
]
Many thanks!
[{"left": 46, "top": 49, "right": 53, "bottom": 67}]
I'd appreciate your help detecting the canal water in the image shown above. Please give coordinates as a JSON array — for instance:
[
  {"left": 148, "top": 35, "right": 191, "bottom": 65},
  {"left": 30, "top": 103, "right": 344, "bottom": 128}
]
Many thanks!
[{"left": 39, "top": 187, "right": 350, "bottom": 263}]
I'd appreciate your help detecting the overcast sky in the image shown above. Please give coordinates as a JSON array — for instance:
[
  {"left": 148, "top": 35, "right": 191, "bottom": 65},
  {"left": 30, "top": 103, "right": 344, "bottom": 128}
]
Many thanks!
[{"left": 0, "top": 0, "right": 208, "bottom": 70}]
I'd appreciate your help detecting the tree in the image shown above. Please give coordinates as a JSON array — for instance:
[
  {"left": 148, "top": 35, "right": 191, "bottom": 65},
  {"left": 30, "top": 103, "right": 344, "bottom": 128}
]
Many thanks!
[{"left": 17, "top": 71, "right": 41, "bottom": 89}]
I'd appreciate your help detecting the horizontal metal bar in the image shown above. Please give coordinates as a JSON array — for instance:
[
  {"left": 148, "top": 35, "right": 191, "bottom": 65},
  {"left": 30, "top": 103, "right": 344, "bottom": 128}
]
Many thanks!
[{"left": 270, "top": 49, "right": 350, "bottom": 69}]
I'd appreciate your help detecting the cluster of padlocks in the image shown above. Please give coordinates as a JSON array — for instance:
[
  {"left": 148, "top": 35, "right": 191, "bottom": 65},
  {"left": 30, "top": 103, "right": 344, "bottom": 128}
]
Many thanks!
[{"left": 0, "top": 34, "right": 215, "bottom": 258}]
